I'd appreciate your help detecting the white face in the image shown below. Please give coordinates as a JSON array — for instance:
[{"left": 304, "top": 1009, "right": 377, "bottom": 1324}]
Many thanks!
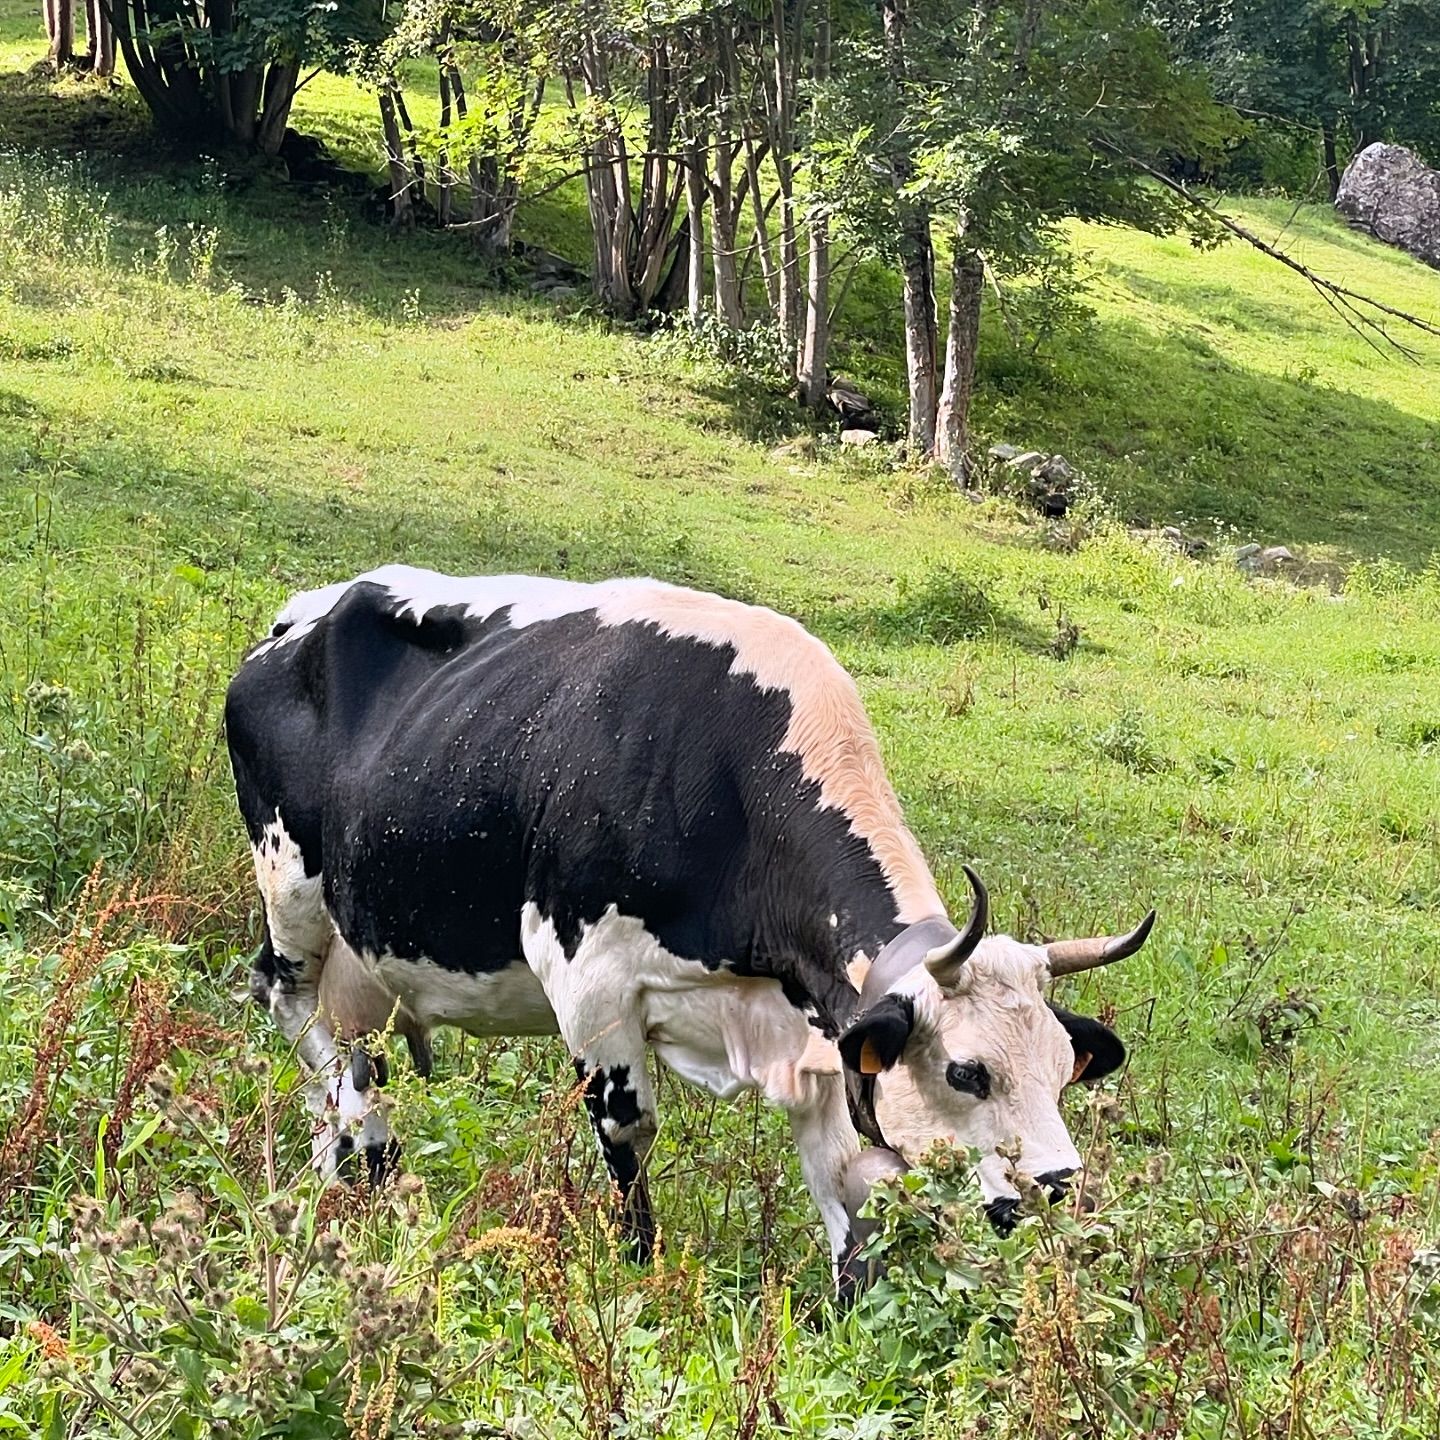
[{"left": 870, "top": 936, "right": 1089, "bottom": 1211}]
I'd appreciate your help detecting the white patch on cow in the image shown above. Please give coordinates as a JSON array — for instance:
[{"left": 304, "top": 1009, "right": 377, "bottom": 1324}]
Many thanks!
[
  {"left": 250, "top": 816, "right": 393, "bottom": 1179},
  {"left": 519, "top": 902, "right": 861, "bottom": 1266},
  {"left": 368, "top": 949, "right": 557, "bottom": 1036},
  {"left": 255, "top": 566, "right": 945, "bottom": 924},
  {"left": 875, "top": 935, "right": 1082, "bottom": 1203},
  {"left": 251, "top": 813, "right": 329, "bottom": 965}
]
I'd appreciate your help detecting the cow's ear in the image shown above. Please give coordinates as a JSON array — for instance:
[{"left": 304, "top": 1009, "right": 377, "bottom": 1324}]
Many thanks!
[
  {"left": 1050, "top": 1005, "right": 1126, "bottom": 1085},
  {"left": 838, "top": 995, "right": 916, "bottom": 1075}
]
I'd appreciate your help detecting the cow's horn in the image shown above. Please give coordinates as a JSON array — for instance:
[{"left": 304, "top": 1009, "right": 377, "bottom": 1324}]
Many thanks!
[
  {"left": 923, "top": 866, "right": 988, "bottom": 987},
  {"left": 1046, "top": 909, "right": 1156, "bottom": 977}
]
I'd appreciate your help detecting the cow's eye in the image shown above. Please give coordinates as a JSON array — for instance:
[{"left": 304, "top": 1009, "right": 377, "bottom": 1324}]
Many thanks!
[{"left": 945, "top": 1059, "right": 991, "bottom": 1099}]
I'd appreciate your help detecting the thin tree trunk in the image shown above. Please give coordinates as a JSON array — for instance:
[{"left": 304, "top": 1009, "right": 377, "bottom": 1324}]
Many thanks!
[
  {"left": 936, "top": 242, "right": 984, "bottom": 483},
  {"left": 437, "top": 23, "right": 455, "bottom": 227},
  {"left": 379, "top": 89, "right": 415, "bottom": 228},
  {"left": 768, "top": 0, "right": 804, "bottom": 376},
  {"left": 743, "top": 137, "right": 779, "bottom": 311},
  {"left": 898, "top": 228, "right": 939, "bottom": 453},
  {"left": 45, "top": 0, "right": 74, "bottom": 67},
  {"left": 685, "top": 133, "right": 707, "bottom": 321},
  {"left": 883, "top": 0, "right": 937, "bottom": 455},
  {"left": 711, "top": 19, "right": 743, "bottom": 329},
  {"left": 85, "top": 0, "right": 113, "bottom": 75},
  {"left": 1322, "top": 124, "right": 1341, "bottom": 201},
  {"left": 256, "top": 59, "right": 298, "bottom": 156},
  {"left": 798, "top": 5, "right": 831, "bottom": 409}
]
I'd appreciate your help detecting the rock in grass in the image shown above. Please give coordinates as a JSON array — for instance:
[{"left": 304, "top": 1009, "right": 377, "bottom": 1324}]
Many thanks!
[
  {"left": 1336, "top": 144, "right": 1440, "bottom": 270},
  {"left": 1005, "top": 450, "right": 1047, "bottom": 473},
  {"left": 1162, "top": 525, "right": 1207, "bottom": 556},
  {"left": 841, "top": 428, "right": 880, "bottom": 447},
  {"left": 988, "top": 442, "right": 1022, "bottom": 461}
]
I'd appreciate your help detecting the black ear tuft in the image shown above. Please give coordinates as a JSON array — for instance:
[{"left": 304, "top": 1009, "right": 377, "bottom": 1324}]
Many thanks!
[
  {"left": 1049, "top": 1005, "right": 1126, "bottom": 1083},
  {"left": 838, "top": 995, "right": 916, "bottom": 1075}
]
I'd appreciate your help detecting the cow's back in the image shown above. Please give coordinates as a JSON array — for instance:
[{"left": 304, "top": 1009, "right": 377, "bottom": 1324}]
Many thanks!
[{"left": 230, "top": 576, "right": 808, "bottom": 982}]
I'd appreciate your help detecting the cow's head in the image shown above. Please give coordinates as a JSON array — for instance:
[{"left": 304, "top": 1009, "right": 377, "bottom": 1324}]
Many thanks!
[{"left": 838, "top": 868, "right": 1152, "bottom": 1230}]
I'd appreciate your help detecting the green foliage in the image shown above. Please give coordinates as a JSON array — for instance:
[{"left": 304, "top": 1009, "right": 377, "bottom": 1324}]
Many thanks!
[
  {"left": 810, "top": 0, "right": 1233, "bottom": 284},
  {"left": 1152, "top": 0, "right": 1440, "bottom": 182},
  {"left": 2, "top": 103, "right": 1440, "bottom": 1438}
]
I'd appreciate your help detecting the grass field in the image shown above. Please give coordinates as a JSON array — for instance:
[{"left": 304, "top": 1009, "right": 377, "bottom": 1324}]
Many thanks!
[{"left": 3, "top": 12, "right": 1440, "bottom": 1437}]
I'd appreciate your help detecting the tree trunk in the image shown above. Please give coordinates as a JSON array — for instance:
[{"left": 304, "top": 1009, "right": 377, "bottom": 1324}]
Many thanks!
[
  {"left": 379, "top": 89, "right": 415, "bottom": 228},
  {"left": 85, "top": 0, "right": 113, "bottom": 76},
  {"left": 1322, "top": 123, "right": 1340, "bottom": 201},
  {"left": 767, "top": 0, "right": 805, "bottom": 378},
  {"left": 684, "top": 133, "right": 707, "bottom": 322},
  {"left": 798, "top": 5, "right": 831, "bottom": 410},
  {"left": 883, "top": 0, "right": 937, "bottom": 456},
  {"left": 437, "top": 29, "right": 455, "bottom": 228},
  {"left": 936, "top": 242, "right": 984, "bottom": 483},
  {"left": 44, "top": 0, "right": 74, "bottom": 67},
  {"left": 255, "top": 60, "right": 298, "bottom": 156},
  {"left": 898, "top": 227, "right": 939, "bottom": 454},
  {"left": 710, "top": 20, "right": 743, "bottom": 330}
]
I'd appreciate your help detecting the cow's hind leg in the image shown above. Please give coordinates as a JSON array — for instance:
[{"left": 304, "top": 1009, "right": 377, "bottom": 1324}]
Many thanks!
[{"left": 249, "top": 929, "right": 394, "bottom": 1184}]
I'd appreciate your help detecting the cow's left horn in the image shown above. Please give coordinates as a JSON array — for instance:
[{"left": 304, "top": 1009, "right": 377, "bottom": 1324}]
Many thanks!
[
  {"left": 924, "top": 865, "right": 988, "bottom": 988},
  {"left": 1046, "top": 909, "right": 1156, "bottom": 977}
]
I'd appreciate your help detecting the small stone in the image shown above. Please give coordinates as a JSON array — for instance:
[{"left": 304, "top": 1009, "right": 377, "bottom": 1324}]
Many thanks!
[
  {"left": 770, "top": 437, "right": 816, "bottom": 461},
  {"left": 1036, "top": 453, "right": 1075, "bottom": 483},
  {"left": 841, "top": 428, "right": 880, "bottom": 447},
  {"left": 1260, "top": 545, "right": 1295, "bottom": 566},
  {"left": 1162, "top": 526, "right": 1207, "bottom": 556},
  {"left": 1006, "top": 450, "right": 1047, "bottom": 473},
  {"left": 546, "top": 285, "right": 578, "bottom": 299},
  {"left": 988, "top": 443, "right": 1022, "bottom": 461}
]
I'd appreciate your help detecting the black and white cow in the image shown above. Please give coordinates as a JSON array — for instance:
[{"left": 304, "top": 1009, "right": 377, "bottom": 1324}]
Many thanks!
[{"left": 225, "top": 565, "right": 1153, "bottom": 1291}]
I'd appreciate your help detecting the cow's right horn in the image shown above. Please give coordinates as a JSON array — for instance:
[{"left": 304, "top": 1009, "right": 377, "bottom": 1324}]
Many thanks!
[
  {"left": 924, "top": 865, "right": 988, "bottom": 989},
  {"left": 1046, "top": 910, "right": 1156, "bottom": 977}
]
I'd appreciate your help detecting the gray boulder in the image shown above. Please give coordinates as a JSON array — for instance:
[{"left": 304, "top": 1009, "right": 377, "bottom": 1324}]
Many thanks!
[
  {"left": 1336, "top": 143, "right": 1440, "bottom": 270},
  {"left": 841, "top": 427, "right": 880, "bottom": 447},
  {"left": 1005, "top": 450, "right": 1047, "bottom": 474}
]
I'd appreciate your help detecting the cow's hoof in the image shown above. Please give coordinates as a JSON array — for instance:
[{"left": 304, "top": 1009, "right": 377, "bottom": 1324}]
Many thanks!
[{"left": 335, "top": 1133, "right": 401, "bottom": 1189}]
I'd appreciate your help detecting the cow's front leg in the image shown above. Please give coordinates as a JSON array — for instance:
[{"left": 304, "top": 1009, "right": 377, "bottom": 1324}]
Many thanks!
[
  {"left": 573, "top": 1047, "right": 659, "bottom": 1263},
  {"left": 782, "top": 1071, "right": 868, "bottom": 1299}
]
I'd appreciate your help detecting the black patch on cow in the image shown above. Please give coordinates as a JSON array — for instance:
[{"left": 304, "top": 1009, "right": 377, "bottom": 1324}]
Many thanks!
[
  {"left": 248, "top": 927, "right": 293, "bottom": 998},
  {"left": 986, "top": 1196, "right": 1020, "bottom": 1234},
  {"left": 837, "top": 994, "right": 916, "bottom": 1074},
  {"left": 1048, "top": 1004, "right": 1126, "bottom": 1082},
  {"left": 945, "top": 1058, "right": 991, "bottom": 1099},
  {"left": 226, "top": 580, "right": 908, "bottom": 1035}
]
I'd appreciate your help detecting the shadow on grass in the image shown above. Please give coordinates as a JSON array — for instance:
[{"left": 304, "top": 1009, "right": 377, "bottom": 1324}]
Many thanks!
[
  {"left": 970, "top": 311, "right": 1440, "bottom": 559},
  {"left": 0, "top": 68, "right": 576, "bottom": 325}
]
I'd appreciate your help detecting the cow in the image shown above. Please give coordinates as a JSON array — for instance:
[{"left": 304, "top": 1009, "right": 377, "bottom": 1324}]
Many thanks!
[{"left": 225, "top": 565, "right": 1154, "bottom": 1295}]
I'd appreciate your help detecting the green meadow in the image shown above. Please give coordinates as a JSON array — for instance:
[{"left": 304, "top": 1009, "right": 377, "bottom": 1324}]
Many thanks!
[{"left": 2, "top": 7, "right": 1440, "bottom": 1434}]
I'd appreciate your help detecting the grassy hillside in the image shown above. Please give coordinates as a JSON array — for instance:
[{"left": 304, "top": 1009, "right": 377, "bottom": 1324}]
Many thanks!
[{"left": 2, "top": 22, "right": 1440, "bottom": 1439}]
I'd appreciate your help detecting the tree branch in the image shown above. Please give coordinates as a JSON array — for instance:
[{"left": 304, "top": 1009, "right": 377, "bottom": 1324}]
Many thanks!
[{"left": 1093, "top": 140, "right": 1440, "bottom": 362}]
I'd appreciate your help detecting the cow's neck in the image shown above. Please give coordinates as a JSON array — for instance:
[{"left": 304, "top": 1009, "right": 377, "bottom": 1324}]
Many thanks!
[{"left": 752, "top": 833, "right": 937, "bottom": 1036}]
